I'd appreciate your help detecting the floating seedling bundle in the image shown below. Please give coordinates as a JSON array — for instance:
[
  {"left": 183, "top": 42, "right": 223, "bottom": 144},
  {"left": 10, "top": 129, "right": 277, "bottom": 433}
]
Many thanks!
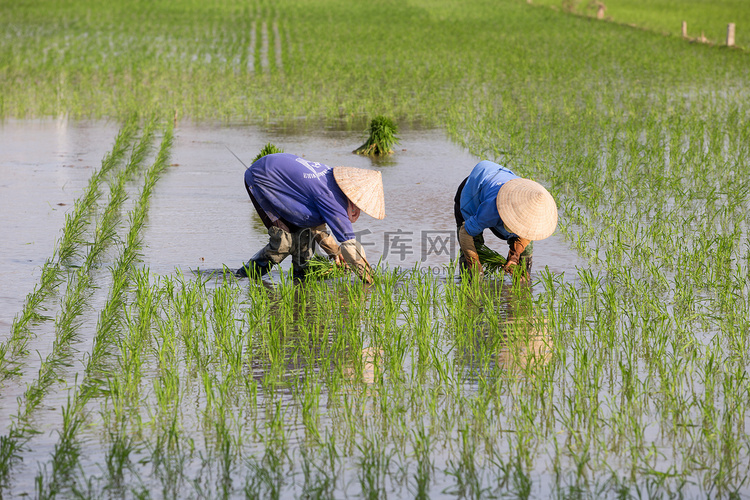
[
  {"left": 354, "top": 116, "right": 399, "bottom": 156},
  {"left": 252, "top": 142, "right": 284, "bottom": 163}
]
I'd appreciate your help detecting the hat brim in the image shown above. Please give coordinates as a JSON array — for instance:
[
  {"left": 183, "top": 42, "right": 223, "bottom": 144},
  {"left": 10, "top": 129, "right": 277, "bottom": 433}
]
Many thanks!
[
  {"left": 333, "top": 166, "right": 386, "bottom": 220},
  {"left": 496, "top": 178, "right": 558, "bottom": 241}
]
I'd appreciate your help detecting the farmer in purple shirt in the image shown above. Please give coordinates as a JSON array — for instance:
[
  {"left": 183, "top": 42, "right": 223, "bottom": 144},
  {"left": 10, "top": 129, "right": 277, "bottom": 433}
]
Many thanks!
[
  {"left": 237, "top": 153, "right": 385, "bottom": 282},
  {"left": 454, "top": 160, "right": 557, "bottom": 279}
]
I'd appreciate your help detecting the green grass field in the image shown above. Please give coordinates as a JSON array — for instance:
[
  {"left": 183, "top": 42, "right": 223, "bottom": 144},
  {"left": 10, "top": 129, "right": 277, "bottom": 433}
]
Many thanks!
[
  {"left": 1, "top": 0, "right": 747, "bottom": 123},
  {"left": 532, "top": 0, "right": 748, "bottom": 48}
]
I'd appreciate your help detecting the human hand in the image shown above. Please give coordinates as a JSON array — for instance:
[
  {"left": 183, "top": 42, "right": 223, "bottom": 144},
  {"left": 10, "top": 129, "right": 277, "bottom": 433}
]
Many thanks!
[
  {"left": 332, "top": 253, "right": 346, "bottom": 267},
  {"left": 503, "top": 261, "right": 529, "bottom": 284}
]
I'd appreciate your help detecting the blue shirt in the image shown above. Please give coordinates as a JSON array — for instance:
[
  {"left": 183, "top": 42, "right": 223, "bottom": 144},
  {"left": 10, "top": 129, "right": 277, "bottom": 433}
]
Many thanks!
[
  {"left": 244, "top": 153, "right": 355, "bottom": 242},
  {"left": 460, "top": 160, "right": 520, "bottom": 239}
]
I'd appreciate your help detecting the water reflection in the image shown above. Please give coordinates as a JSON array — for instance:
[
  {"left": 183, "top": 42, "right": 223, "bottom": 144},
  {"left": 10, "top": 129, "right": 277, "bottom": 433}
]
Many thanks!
[
  {"left": 453, "top": 279, "right": 552, "bottom": 380},
  {"left": 495, "top": 323, "right": 552, "bottom": 372},
  {"left": 341, "top": 346, "right": 380, "bottom": 385},
  {"left": 246, "top": 278, "right": 370, "bottom": 385},
  {"left": 248, "top": 269, "right": 555, "bottom": 390}
]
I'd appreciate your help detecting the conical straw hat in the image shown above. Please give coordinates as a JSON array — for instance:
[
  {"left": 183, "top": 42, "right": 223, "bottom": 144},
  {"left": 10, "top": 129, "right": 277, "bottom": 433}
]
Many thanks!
[
  {"left": 333, "top": 166, "right": 385, "bottom": 219},
  {"left": 496, "top": 178, "right": 557, "bottom": 241}
]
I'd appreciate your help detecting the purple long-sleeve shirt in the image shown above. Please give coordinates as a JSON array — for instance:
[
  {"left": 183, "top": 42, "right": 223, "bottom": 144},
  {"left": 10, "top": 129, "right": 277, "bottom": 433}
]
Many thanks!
[{"left": 244, "top": 153, "right": 355, "bottom": 242}]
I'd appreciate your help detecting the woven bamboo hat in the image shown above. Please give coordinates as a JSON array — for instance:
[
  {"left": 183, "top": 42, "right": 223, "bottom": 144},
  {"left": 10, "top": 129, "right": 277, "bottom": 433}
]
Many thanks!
[
  {"left": 496, "top": 178, "right": 557, "bottom": 240},
  {"left": 333, "top": 166, "right": 385, "bottom": 219}
]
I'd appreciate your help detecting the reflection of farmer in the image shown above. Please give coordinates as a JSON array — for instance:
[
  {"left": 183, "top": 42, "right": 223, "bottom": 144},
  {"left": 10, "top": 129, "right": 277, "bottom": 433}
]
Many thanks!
[
  {"left": 454, "top": 160, "right": 557, "bottom": 277},
  {"left": 452, "top": 284, "right": 551, "bottom": 373},
  {"left": 236, "top": 153, "right": 385, "bottom": 282}
]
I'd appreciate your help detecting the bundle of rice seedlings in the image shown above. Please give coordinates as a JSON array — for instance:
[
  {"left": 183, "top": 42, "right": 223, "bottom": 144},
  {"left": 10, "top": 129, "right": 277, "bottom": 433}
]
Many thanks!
[
  {"left": 354, "top": 116, "right": 399, "bottom": 156},
  {"left": 252, "top": 142, "right": 284, "bottom": 163},
  {"left": 306, "top": 255, "right": 349, "bottom": 280},
  {"left": 477, "top": 244, "right": 507, "bottom": 274}
]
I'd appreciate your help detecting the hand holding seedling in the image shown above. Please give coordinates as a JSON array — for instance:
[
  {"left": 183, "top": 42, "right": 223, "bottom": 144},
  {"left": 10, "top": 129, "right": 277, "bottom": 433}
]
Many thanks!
[
  {"left": 340, "top": 240, "right": 374, "bottom": 284},
  {"left": 503, "top": 236, "right": 531, "bottom": 283},
  {"left": 458, "top": 223, "right": 484, "bottom": 276}
]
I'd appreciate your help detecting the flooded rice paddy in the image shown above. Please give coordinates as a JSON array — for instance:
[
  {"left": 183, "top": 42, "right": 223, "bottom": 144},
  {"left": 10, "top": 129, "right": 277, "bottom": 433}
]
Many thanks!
[
  {"left": 1, "top": 120, "right": 582, "bottom": 327},
  {"left": 1, "top": 119, "right": 745, "bottom": 499}
]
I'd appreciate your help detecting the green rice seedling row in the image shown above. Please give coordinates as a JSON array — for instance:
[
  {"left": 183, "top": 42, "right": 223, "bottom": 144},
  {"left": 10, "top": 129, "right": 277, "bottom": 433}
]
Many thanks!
[
  {"left": 0, "top": 120, "right": 169, "bottom": 493},
  {"left": 0, "top": 116, "right": 139, "bottom": 380},
  {"left": 34, "top": 124, "right": 174, "bottom": 498}
]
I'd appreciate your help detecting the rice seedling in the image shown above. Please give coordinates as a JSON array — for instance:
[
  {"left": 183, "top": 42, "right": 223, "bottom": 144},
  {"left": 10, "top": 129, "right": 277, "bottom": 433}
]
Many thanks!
[
  {"left": 251, "top": 142, "right": 284, "bottom": 163},
  {"left": 354, "top": 116, "right": 399, "bottom": 156},
  {"left": 0, "top": 115, "right": 138, "bottom": 380},
  {"left": 0, "top": 119, "right": 162, "bottom": 491},
  {"left": 305, "top": 254, "right": 354, "bottom": 281},
  {"left": 476, "top": 244, "right": 507, "bottom": 273},
  {"left": 28, "top": 123, "right": 173, "bottom": 498}
]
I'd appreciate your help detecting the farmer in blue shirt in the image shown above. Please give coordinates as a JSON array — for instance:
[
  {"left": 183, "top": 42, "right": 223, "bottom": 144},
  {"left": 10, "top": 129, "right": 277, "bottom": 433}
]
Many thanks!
[
  {"left": 454, "top": 160, "right": 557, "bottom": 279},
  {"left": 237, "top": 153, "right": 385, "bottom": 282}
]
